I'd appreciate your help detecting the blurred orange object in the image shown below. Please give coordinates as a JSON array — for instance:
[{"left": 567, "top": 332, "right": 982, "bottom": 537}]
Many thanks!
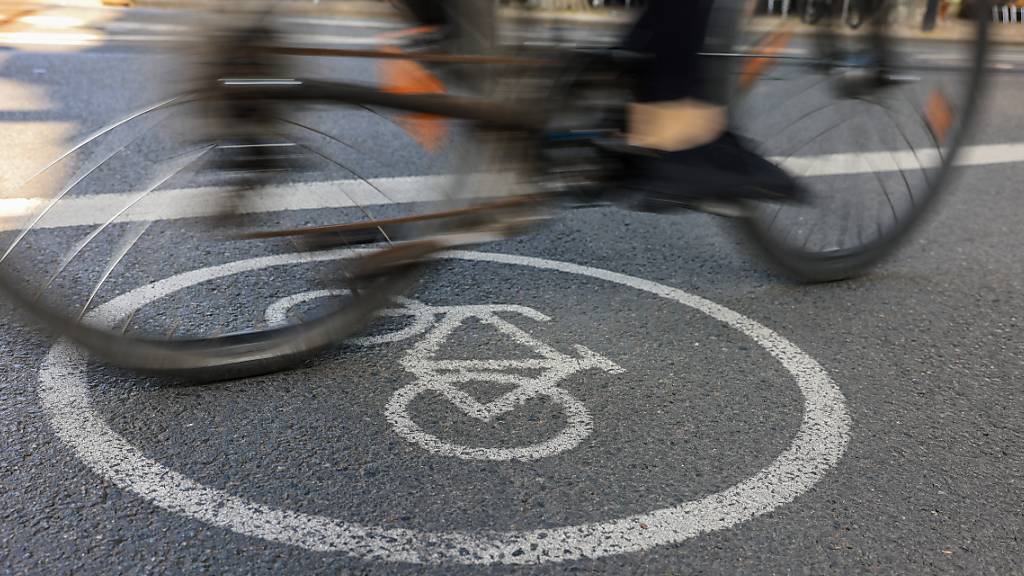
[
  {"left": 738, "top": 30, "right": 794, "bottom": 93},
  {"left": 925, "top": 89, "right": 952, "bottom": 144},
  {"left": 377, "top": 45, "right": 448, "bottom": 152}
]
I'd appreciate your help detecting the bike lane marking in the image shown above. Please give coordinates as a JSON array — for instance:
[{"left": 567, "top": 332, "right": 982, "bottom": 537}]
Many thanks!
[
  {"left": 386, "top": 302, "right": 625, "bottom": 461},
  {"left": 38, "top": 249, "right": 851, "bottom": 565},
  {"left": 269, "top": 292, "right": 624, "bottom": 461},
  {"left": 265, "top": 290, "right": 437, "bottom": 347}
]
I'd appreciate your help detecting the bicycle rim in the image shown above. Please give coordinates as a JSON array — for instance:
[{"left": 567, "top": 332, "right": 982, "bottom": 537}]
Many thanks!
[
  {"left": 0, "top": 4, "right": 518, "bottom": 380},
  {"left": 733, "top": 3, "right": 989, "bottom": 282}
]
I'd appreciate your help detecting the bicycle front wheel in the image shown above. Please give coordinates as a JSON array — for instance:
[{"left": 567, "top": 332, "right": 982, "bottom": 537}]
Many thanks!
[
  {"left": 732, "top": 2, "right": 989, "bottom": 282},
  {"left": 0, "top": 2, "right": 515, "bottom": 380}
]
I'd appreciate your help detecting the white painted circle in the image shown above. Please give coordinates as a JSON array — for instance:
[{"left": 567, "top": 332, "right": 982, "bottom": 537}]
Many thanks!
[{"left": 38, "top": 249, "right": 850, "bottom": 565}]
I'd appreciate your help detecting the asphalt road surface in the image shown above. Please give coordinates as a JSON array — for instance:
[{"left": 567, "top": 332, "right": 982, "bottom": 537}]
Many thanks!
[{"left": 2, "top": 4, "right": 1024, "bottom": 574}]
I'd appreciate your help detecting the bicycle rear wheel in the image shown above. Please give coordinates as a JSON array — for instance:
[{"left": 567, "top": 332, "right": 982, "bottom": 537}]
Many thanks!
[
  {"left": 0, "top": 2, "right": 516, "bottom": 380},
  {"left": 732, "top": 2, "right": 989, "bottom": 282}
]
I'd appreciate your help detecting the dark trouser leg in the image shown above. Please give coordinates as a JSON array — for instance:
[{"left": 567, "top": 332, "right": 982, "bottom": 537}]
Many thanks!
[
  {"left": 625, "top": 0, "right": 715, "bottom": 102},
  {"left": 625, "top": 0, "right": 742, "bottom": 105}
]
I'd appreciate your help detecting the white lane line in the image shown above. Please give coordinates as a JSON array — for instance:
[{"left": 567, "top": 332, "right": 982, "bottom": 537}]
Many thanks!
[
  {"left": 777, "top": 141, "right": 1024, "bottom": 177},
  {"left": 4, "top": 141, "right": 1024, "bottom": 231},
  {"left": 0, "top": 174, "right": 455, "bottom": 231},
  {"left": 39, "top": 249, "right": 850, "bottom": 564}
]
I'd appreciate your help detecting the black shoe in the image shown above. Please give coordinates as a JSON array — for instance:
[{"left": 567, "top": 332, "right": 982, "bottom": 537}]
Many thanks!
[{"left": 609, "top": 133, "right": 805, "bottom": 216}]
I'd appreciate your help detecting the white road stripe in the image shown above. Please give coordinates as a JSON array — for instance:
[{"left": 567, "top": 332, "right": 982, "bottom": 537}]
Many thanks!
[
  {"left": 777, "top": 141, "right": 1024, "bottom": 177},
  {"left": 0, "top": 174, "right": 455, "bottom": 231},
  {"left": 3, "top": 141, "right": 1023, "bottom": 231}
]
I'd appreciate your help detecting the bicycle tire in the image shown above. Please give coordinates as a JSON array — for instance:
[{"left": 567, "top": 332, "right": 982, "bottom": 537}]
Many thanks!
[
  {"left": 733, "top": 4, "right": 989, "bottom": 282},
  {"left": 0, "top": 2, "right": 504, "bottom": 380}
]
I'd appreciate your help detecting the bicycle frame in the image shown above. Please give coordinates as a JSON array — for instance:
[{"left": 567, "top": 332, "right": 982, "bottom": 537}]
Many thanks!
[
  {"left": 223, "top": 32, "right": 982, "bottom": 138},
  {"left": 225, "top": 77, "right": 546, "bottom": 131}
]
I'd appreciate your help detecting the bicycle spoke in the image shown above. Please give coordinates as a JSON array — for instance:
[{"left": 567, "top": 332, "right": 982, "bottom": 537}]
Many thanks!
[
  {"left": 271, "top": 116, "right": 369, "bottom": 157},
  {"left": 737, "top": 3, "right": 987, "bottom": 280},
  {"left": 867, "top": 97, "right": 933, "bottom": 203},
  {"left": 1, "top": 106, "right": 176, "bottom": 264},
  {"left": 865, "top": 154, "right": 900, "bottom": 225},
  {"left": 33, "top": 145, "right": 215, "bottom": 301},
  {"left": 77, "top": 221, "right": 153, "bottom": 321},
  {"left": 119, "top": 309, "right": 137, "bottom": 335},
  {"left": 275, "top": 133, "right": 395, "bottom": 246},
  {"left": 763, "top": 97, "right": 860, "bottom": 159},
  {"left": 8, "top": 95, "right": 192, "bottom": 196}
]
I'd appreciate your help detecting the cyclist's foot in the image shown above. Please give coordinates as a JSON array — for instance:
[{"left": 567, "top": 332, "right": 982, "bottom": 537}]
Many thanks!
[{"left": 608, "top": 132, "right": 805, "bottom": 216}]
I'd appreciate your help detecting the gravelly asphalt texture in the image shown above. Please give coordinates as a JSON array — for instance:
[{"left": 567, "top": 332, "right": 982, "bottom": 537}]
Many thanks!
[{"left": 2, "top": 5, "right": 1024, "bottom": 575}]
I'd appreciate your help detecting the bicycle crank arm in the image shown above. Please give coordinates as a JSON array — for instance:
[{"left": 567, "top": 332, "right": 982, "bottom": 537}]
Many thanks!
[
  {"left": 347, "top": 221, "right": 540, "bottom": 282},
  {"left": 239, "top": 196, "right": 543, "bottom": 249}
]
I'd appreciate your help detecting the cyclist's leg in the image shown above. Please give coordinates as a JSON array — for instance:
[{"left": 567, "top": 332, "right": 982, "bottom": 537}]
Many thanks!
[
  {"left": 622, "top": 0, "right": 802, "bottom": 207},
  {"left": 626, "top": 0, "right": 727, "bottom": 151},
  {"left": 391, "top": 0, "right": 447, "bottom": 25},
  {"left": 630, "top": 0, "right": 711, "bottom": 102}
]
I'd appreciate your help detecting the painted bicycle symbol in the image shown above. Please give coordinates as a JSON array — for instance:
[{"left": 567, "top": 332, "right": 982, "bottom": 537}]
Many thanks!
[{"left": 266, "top": 291, "right": 624, "bottom": 461}]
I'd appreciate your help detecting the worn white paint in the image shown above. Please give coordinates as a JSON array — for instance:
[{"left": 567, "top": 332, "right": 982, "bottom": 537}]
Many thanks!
[
  {"left": 388, "top": 303, "right": 624, "bottom": 461},
  {"left": 268, "top": 290, "right": 624, "bottom": 461},
  {"left": 265, "top": 290, "right": 436, "bottom": 347},
  {"left": 0, "top": 174, "right": 455, "bottom": 231},
  {"left": 38, "top": 249, "right": 850, "bottom": 565},
  {"left": 6, "top": 141, "right": 1024, "bottom": 231}
]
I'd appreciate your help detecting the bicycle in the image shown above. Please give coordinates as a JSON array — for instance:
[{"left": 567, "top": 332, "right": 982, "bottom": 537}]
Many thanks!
[{"left": 0, "top": 0, "right": 990, "bottom": 379}]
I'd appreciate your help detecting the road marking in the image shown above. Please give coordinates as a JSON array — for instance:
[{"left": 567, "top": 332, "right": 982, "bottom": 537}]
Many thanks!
[
  {"left": 5, "top": 140, "right": 1024, "bottom": 231},
  {"left": 39, "top": 249, "right": 850, "bottom": 564},
  {"left": 272, "top": 291, "right": 624, "bottom": 461},
  {"left": 388, "top": 302, "right": 624, "bottom": 461},
  {"left": 270, "top": 290, "right": 624, "bottom": 461},
  {"left": 265, "top": 290, "right": 437, "bottom": 347},
  {"left": 778, "top": 141, "right": 1024, "bottom": 176},
  {"left": 0, "top": 174, "right": 458, "bottom": 231}
]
